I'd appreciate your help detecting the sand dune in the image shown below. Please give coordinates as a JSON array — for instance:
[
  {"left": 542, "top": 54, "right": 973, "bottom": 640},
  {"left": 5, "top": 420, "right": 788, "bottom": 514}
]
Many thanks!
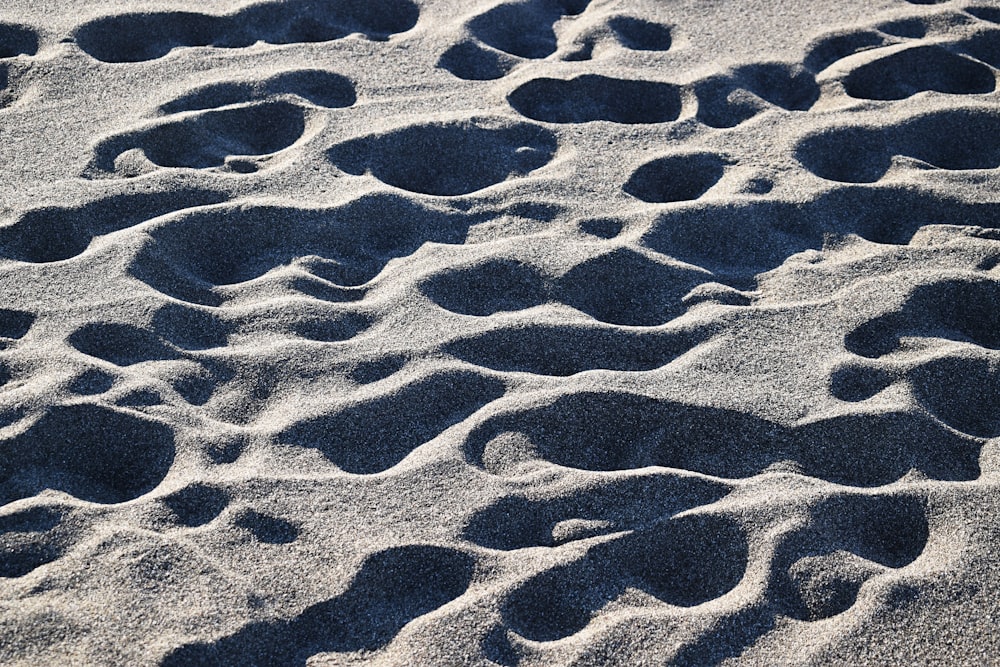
[{"left": 1, "top": 0, "right": 999, "bottom": 664}]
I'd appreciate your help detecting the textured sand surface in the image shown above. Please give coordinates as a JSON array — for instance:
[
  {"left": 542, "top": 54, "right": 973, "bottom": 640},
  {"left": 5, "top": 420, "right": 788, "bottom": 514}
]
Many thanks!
[{"left": 1, "top": 0, "right": 1000, "bottom": 664}]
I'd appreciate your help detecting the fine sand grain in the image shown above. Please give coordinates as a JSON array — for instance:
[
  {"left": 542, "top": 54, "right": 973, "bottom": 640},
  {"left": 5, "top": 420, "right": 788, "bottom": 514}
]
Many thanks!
[{"left": 1, "top": 0, "right": 999, "bottom": 664}]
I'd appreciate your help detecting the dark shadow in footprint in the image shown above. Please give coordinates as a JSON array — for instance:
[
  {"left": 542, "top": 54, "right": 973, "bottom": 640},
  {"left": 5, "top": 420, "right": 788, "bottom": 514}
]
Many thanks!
[
  {"left": 967, "top": 6, "right": 1000, "bottom": 23},
  {"left": 75, "top": 0, "right": 420, "bottom": 63},
  {"left": 0, "top": 188, "right": 227, "bottom": 263},
  {"left": 624, "top": 153, "right": 728, "bottom": 203},
  {"left": 280, "top": 370, "right": 505, "bottom": 474},
  {"left": 161, "top": 69, "right": 356, "bottom": 114},
  {"left": 608, "top": 16, "right": 672, "bottom": 51},
  {"left": 0, "top": 507, "right": 67, "bottom": 579},
  {"left": 132, "top": 194, "right": 483, "bottom": 306},
  {"left": 843, "top": 45, "right": 995, "bottom": 100},
  {"left": 444, "top": 323, "right": 707, "bottom": 376},
  {"left": 438, "top": 40, "right": 520, "bottom": 81},
  {"left": 162, "top": 545, "right": 474, "bottom": 665},
  {"left": 556, "top": 248, "right": 707, "bottom": 326},
  {"left": 695, "top": 62, "right": 819, "bottom": 128},
  {"left": 910, "top": 355, "right": 1000, "bottom": 438},
  {"left": 845, "top": 278, "right": 1000, "bottom": 359},
  {"left": 578, "top": 217, "right": 623, "bottom": 239},
  {"left": 796, "top": 108, "right": 1000, "bottom": 183},
  {"left": 161, "top": 483, "right": 230, "bottom": 527},
  {"left": 87, "top": 101, "right": 305, "bottom": 176},
  {"left": 0, "top": 24, "right": 38, "bottom": 57},
  {"left": 502, "top": 513, "right": 747, "bottom": 641},
  {"left": 68, "top": 369, "right": 116, "bottom": 395},
  {"left": 876, "top": 18, "right": 927, "bottom": 39},
  {"left": 464, "top": 390, "right": 980, "bottom": 486},
  {"left": 467, "top": 0, "right": 586, "bottom": 59},
  {"left": 465, "top": 474, "right": 730, "bottom": 550},
  {"left": 774, "top": 493, "right": 928, "bottom": 621},
  {"left": 641, "top": 187, "right": 1000, "bottom": 290},
  {"left": 70, "top": 323, "right": 180, "bottom": 366},
  {"left": 804, "top": 30, "right": 891, "bottom": 72},
  {"left": 794, "top": 126, "right": 890, "bottom": 183},
  {"left": 509, "top": 75, "right": 681, "bottom": 124},
  {"left": 421, "top": 258, "right": 548, "bottom": 317},
  {"left": 234, "top": 509, "right": 299, "bottom": 544},
  {"left": 328, "top": 118, "right": 557, "bottom": 195},
  {"left": 956, "top": 28, "right": 1000, "bottom": 68},
  {"left": 0, "top": 404, "right": 175, "bottom": 504},
  {"left": 829, "top": 364, "right": 894, "bottom": 402},
  {"left": 0, "top": 309, "right": 34, "bottom": 341}
]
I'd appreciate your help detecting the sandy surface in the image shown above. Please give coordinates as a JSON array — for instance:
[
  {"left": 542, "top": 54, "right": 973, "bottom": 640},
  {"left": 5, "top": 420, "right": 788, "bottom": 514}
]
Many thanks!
[{"left": 1, "top": 0, "right": 999, "bottom": 664}]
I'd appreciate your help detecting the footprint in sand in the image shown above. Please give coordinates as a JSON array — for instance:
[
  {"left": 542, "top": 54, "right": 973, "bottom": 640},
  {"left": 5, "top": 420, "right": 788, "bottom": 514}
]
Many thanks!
[
  {"left": 463, "top": 389, "right": 981, "bottom": 486},
  {"left": 796, "top": 107, "right": 1000, "bottom": 183},
  {"left": 838, "top": 277, "right": 1000, "bottom": 438},
  {"left": 327, "top": 117, "right": 558, "bottom": 196},
  {"left": 74, "top": 0, "right": 419, "bottom": 63},
  {"left": 498, "top": 512, "right": 748, "bottom": 641},
  {"left": 162, "top": 545, "right": 475, "bottom": 664},
  {"left": 84, "top": 68, "right": 356, "bottom": 178},
  {"left": 438, "top": 0, "right": 588, "bottom": 80},
  {"left": 775, "top": 493, "right": 928, "bottom": 621}
]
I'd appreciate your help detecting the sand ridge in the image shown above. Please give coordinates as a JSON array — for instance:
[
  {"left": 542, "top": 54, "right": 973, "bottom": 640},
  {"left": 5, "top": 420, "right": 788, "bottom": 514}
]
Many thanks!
[{"left": 0, "top": 0, "right": 999, "bottom": 664}]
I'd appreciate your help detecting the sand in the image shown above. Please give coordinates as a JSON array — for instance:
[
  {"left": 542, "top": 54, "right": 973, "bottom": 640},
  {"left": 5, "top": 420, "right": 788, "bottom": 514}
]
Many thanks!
[{"left": 0, "top": 0, "right": 999, "bottom": 664}]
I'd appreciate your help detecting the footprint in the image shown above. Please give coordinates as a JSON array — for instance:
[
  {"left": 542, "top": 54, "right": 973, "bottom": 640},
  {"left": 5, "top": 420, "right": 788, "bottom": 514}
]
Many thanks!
[
  {"left": 162, "top": 545, "right": 474, "bottom": 664},
  {"left": 0, "top": 23, "right": 38, "bottom": 58},
  {"left": 420, "top": 258, "right": 548, "bottom": 317},
  {"left": 805, "top": 29, "right": 891, "bottom": 72},
  {"left": 75, "top": 0, "right": 420, "bottom": 63},
  {"left": 0, "top": 505, "right": 66, "bottom": 578},
  {"left": 464, "top": 474, "right": 730, "bottom": 550},
  {"left": 160, "top": 483, "right": 230, "bottom": 527},
  {"left": 86, "top": 100, "right": 307, "bottom": 177},
  {"left": 910, "top": 355, "right": 1000, "bottom": 438},
  {"left": 508, "top": 75, "right": 681, "bottom": 124},
  {"left": 796, "top": 108, "right": 1000, "bottom": 183},
  {"left": 555, "top": 248, "right": 709, "bottom": 326},
  {"left": 438, "top": 40, "right": 520, "bottom": 81},
  {"left": 845, "top": 278, "right": 1000, "bottom": 358},
  {"left": 69, "top": 323, "right": 179, "bottom": 367},
  {"left": 695, "top": 62, "right": 819, "bottom": 128},
  {"left": 279, "top": 370, "right": 505, "bottom": 474},
  {"left": 578, "top": 217, "right": 624, "bottom": 239},
  {"left": 0, "top": 188, "right": 227, "bottom": 263},
  {"left": 68, "top": 368, "right": 116, "bottom": 395},
  {"left": 131, "top": 194, "right": 479, "bottom": 306},
  {"left": 327, "top": 118, "right": 557, "bottom": 195},
  {"left": 955, "top": 27, "right": 1000, "bottom": 69},
  {"left": 69, "top": 304, "right": 229, "bottom": 366},
  {"left": 0, "top": 308, "right": 34, "bottom": 343},
  {"left": 842, "top": 45, "right": 995, "bottom": 100},
  {"left": 0, "top": 404, "right": 175, "bottom": 505},
  {"left": 233, "top": 508, "right": 299, "bottom": 544},
  {"left": 467, "top": 0, "right": 587, "bottom": 59},
  {"left": 160, "top": 69, "right": 356, "bottom": 114},
  {"left": 967, "top": 6, "right": 1000, "bottom": 24},
  {"left": 464, "top": 390, "right": 980, "bottom": 486},
  {"left": 875, "top": 18, "right": 927, "bottom": 39},
  {"left": 607, "top": 16, "right": 672, "bottom": 51},
  {"left": 501, "top": 513, "right": 747, "bottom": 641},
  {"left": 624, "top": 153, "right": 729, "bottom": 203},
  {"left": 443, "top": 323, "right": 707, "bottom": 375},
  {"left": 829, "top": 363, "right": 895, "bottom": 402},
  {"left": 423, "top": 249, "right": 708, "bottom": 326},
  {"left": 775, "top": 493, "right": 927, "bottom": 621},
  {"left": 440, "top": 0, "right": 589, "bottom": 79}
]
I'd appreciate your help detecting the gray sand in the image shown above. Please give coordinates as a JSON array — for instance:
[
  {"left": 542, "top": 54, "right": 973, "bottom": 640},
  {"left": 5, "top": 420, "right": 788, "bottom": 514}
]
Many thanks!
[{"left": 1, "top": 0, "right": 999, "bottom": 664}]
